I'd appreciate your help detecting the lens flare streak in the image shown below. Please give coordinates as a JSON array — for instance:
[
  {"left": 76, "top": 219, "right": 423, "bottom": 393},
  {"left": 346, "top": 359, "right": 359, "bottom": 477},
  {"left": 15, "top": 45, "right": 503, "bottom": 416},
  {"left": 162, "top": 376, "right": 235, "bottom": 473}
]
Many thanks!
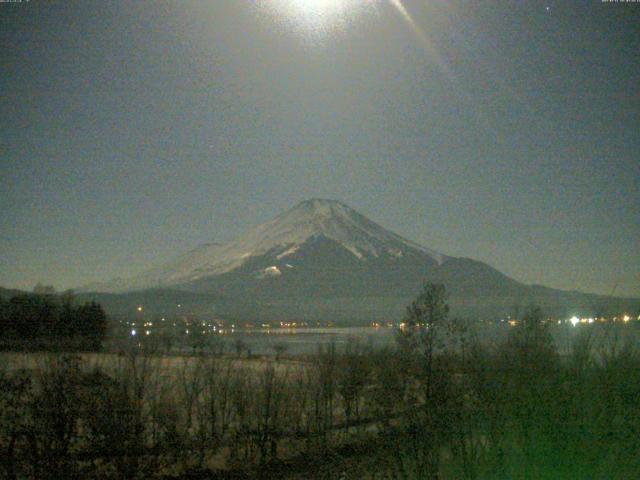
[{"left": 387, "top": 0, "right": 451, "bottom": 76}]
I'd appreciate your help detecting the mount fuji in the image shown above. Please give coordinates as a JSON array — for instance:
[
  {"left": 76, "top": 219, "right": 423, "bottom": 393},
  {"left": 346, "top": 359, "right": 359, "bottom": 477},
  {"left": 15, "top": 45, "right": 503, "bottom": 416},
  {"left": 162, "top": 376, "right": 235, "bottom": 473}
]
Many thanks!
[{"left": 82, "top": 199, "right": 637, "bottom": 322}]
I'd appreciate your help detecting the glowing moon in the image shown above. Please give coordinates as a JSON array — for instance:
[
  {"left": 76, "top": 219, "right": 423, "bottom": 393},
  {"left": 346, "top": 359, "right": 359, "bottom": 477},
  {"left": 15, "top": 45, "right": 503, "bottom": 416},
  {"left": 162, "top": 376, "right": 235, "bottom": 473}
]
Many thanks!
[
  {"left": 260, "top": 0, "right": 377, "bottom": 35},
  {"left": 256, "top": 0, "right": 448, "bottom": 75},
  {"left": 285, "top": 0, "right": 350, "bottom": 17}
]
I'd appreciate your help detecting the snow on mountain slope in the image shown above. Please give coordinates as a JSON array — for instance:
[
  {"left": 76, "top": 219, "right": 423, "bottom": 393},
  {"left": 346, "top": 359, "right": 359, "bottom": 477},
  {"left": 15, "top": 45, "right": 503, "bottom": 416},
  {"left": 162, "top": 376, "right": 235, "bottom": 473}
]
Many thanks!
[
  {"left": 88, "top": 199, "right": 445, "bottom": 292},
  {"left": 223, "top": 198, "right": 444, "bottom": 266}
]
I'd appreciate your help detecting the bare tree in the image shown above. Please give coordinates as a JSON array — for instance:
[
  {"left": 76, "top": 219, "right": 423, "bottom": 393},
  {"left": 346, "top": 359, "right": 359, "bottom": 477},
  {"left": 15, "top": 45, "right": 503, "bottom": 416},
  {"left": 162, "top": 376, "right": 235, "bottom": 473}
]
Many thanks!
[
  {"left": 272, "top": 342, "right": 288, "bottom": 361},
  {"left": 396, "top": 282, "right": 451, "bottom": 479},
  {"left": 234, "top": 338, "right": 247, "bottom": 359}
]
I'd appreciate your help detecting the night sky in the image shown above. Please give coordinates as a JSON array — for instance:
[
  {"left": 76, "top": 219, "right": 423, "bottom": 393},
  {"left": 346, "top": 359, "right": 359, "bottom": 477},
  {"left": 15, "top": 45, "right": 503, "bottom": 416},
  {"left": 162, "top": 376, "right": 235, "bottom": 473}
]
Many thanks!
[{"left": 1, "top": 1, "right": 638, "bottom": 297}]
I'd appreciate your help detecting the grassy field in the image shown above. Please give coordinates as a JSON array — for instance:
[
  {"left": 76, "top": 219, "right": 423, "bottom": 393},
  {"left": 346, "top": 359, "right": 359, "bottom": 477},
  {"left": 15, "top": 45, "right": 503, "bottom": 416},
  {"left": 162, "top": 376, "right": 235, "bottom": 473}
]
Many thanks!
[{"left": 1, "top": 317, "right": 639, "bottom": 479}]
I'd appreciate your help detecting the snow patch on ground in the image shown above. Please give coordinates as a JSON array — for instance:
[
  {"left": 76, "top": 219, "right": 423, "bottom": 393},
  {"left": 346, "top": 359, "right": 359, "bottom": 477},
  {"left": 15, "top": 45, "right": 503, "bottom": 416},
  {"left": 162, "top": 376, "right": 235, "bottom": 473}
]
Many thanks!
[
  {"left": 276, "top": 245, "right": 300, "bottom": 259},
  {"left": 263, "top": 266, "right": 281, "bottom": 276}
]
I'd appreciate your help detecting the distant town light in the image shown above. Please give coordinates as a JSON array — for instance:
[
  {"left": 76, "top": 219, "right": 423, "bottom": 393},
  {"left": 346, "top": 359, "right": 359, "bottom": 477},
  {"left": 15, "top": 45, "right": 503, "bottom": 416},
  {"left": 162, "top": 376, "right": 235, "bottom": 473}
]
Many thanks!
[
  {"left": 623, "top": 315, "right": 630, "bottom": 322},
  {"left": 137, "top": 306, "right": 143, "bottom": 312},
  {"left": 570, "top": 316, "right": 579, "bottom": 327},
  {"left": 131, "top": 329, "right": 137, "bottom": 336},
  {"left": 145, "top": 330, "right": 150, "bottom": 336}
]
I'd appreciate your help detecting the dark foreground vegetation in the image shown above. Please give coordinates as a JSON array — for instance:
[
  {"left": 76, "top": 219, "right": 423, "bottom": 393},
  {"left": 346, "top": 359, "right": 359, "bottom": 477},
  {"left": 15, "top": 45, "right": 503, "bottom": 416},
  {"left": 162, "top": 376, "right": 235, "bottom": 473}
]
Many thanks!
[
  {"left": 0, "top": 291, "right": 107, "bottom": 352},
  {"left": 1, "top": 284, "right": 639, "bottom": 479}
]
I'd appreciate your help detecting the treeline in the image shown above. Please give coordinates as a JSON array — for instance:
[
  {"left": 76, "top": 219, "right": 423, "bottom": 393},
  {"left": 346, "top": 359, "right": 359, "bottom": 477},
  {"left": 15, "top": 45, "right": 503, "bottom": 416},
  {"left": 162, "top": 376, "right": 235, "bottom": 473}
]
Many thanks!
[
  {"left": 0, "top": 284, "right": 639, "bottom": 478},
  {"left": 0, "top": 292, "right": 107, "bottom": 351}
]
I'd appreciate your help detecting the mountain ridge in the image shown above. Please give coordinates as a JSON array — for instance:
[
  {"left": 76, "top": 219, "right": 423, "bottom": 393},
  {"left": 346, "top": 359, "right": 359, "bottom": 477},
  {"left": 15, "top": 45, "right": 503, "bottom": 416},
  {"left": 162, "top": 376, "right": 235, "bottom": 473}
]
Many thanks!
[
  {"left": 78, "top": 199, "right": 639, "bottom": 322},
  {"left": 86, "top": 198, "right": 446, "bottom": 293}
]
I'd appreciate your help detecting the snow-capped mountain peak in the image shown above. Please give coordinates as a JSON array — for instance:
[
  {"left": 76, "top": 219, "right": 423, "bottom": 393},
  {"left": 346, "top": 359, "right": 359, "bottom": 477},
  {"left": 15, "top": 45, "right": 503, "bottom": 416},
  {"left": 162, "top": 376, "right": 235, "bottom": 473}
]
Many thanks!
[
  {"left": 87, "top": 199, "right": 444, "bottom": 292},
  {"left": 249, "top": 198, "right": 443, "bottom": 263},
  {"left": 78, "top": 200, "right": 635, "bottom": 324}
]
